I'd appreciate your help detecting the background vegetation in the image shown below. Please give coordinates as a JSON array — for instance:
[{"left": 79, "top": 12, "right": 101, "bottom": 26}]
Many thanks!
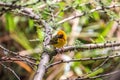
[{"left": 0, "top": 0, "right": 120, "bottom": 80}]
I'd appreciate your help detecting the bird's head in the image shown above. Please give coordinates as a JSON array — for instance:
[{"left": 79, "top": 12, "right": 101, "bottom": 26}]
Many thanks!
[{"left": 56, "top": 30, "right": 67, "bottom": 40}]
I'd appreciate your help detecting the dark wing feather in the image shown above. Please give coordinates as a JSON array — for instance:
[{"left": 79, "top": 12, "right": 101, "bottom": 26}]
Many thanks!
[{"left": 49, "top": 35, "right": 58, "bottom": 44}]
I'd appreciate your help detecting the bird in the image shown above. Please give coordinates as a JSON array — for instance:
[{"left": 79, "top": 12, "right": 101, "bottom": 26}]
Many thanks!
[{"left": 49, "top": 30, "right": 67, "bottom": 48}]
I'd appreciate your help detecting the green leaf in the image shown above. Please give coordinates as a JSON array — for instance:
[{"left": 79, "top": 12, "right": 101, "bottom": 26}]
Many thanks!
[
  {"left": 92, "top": 11, "right": 100, "bottom": 21},
  {"left": 5, "top": 13, "right": 16, "bottom": 32},
  {"left": 95, "top": 21, "right": 113, "bottom": 42},
  {"left": 28, "top": 19, "right": 34, "bottom": 29},
  {"left": 37, "top": 28, "right": 44, "bottom": 43},
  {"left": 11, "top": 31, "right": 32, "bottom": 49},
  {"left": 74, "top": 67, "right": 83, "bottom": 75},
  {"left": 63, "top": 22, "right": 71, "bottom": 33},
  {"left": 87, "top": 68, "right": 104, "bottom": 77}
]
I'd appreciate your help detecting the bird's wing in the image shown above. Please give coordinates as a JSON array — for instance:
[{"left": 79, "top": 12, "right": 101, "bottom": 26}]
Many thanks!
[{"left": 49, "top": 35, "right": 58, "bottom": 44}]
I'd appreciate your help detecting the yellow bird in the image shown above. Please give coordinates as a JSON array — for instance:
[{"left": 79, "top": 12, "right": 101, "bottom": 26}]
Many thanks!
[{"left": 49, "top": 30, "right": 67, "bottom": 48}]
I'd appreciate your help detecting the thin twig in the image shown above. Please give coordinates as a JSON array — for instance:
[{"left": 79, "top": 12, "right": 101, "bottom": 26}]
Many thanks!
[
  {"left": 92, "top": 57, "right": 109, "bottom": 72},
  {"left": 51, "top": 42, "right": 120, "bottom": 56},
  {"left": 75, "top": 70, "right": 120, "bottom": 80},
  {"left": 0, "top": 45, "right": 37, "bottom": 68},
  {"left": 23, "top": 0, "right": 40, "bottom": 7},
  {"left": 0, "top": 1, "right": 40, "bottom": 20},
  {"left": 0, "top": 62, "right": 21, "bottom": 80},
  {"left": 46, "top": 53, "right": 120, "bottom": 69},
  {"left": 0, "top": 2, "right": 22, "bottom": 9},
  {"left": 84, "top": 57, "right": 110, "bottom": 77},
  {"left": 0, "top": 57, "right": 25, "bottom": 62},
  {"left": 57, "top": 4, "right": 120, "bottom": 24},
  {"left": 0, "top": 45, "right": 37, "bottom": 61}
]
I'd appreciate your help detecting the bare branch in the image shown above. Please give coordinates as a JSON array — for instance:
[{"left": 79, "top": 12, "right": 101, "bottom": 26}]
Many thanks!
[
  {"left": 0, "top": 62, "right": 21, "bottom": 80},
  {"left": 23, "top": 0, "right": 41, "bottom": 7},
  {"left": 0, "top": 2, "right": 21, "bottom": 8},
  {"left": 0, "top": 1, "right": 40, "bottom": 20},
  {"left": 0, "top": 57, "right": 25, "bottom": 62},
  {"left": 57, "top": 4, "right": 120, "bottom": 24},
  {"left": 33, "top": 20, "right": 52, "bottom": 80},
  {"left": 46, "top": 53, "right": 120, "bottom": 69},
  {"left": 75, "top": 70, "right": 120, "bottom": 80},
  {"left": 0, "top": 45, "right": 37, "bottom": 66},
  {"left": 52, "top": 42, "right": 120, "bottom": 55},
  {"left": 0, "top": 45, "right": 37, "bottom": 61},
  {"left": 92, "top": 57, "right": 109, "bottom": 72}
]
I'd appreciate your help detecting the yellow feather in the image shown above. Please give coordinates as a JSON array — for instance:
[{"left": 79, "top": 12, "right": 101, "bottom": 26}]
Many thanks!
[{"left": 49, "top": 30, "right": 67, "bottom": 48}]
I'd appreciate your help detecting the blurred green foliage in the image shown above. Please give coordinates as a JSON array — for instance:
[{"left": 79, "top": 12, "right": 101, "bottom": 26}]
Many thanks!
[{"left": 0, "top": 0, "right": 120, "bottom": 80}]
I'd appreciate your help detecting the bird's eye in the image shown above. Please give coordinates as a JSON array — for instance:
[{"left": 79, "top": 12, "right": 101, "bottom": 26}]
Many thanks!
[{"left": 58, "top": 34, "right": 63, "bottom": 38}]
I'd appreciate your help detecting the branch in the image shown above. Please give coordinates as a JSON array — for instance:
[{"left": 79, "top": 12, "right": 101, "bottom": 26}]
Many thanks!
[
  {"left": 0, "top": 45, "right": 36, "bottom": 60},
  {"left": 75, "top": 70, "right": 120, "bottom": 80},
  {"left": 57, "top": 4, "right": 120, "bottom": 24},
  {"left": 84, "top": 57, "right": 110, "bottom": 77},
  {"left": 23, "top": 0, "right": 41, "bottom": 7},
  {"left": 51, "top": 42, "right": 120, "bottom": 56},
  {"left": 46, "top": 53, "right": 119, "bottom": 69},
  {"left": 91, "top": 57, "right": 109, "bottom": 72},
  {"left": 0, "top": 57, "right": 25, "bottom": 62},
  {"left": 0, "top": 62, "right": 21, "bottom": 80},
  {"left": 33, "top": 20, "right": 52, "bottom": 80},
  {"left": 0, "top": 1, "right": 40, "bottom": 20},
  {"left": 0, "top": 2, "right": 21, "bottom": 9},
  {"left": 0, "top": 45, "right": 37, "bottom": 66}
]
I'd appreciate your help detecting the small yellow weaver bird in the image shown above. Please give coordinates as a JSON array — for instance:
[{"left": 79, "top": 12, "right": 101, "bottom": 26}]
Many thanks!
[{"left": 49, "top": 30, "right": 67, "bottom": 48}]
